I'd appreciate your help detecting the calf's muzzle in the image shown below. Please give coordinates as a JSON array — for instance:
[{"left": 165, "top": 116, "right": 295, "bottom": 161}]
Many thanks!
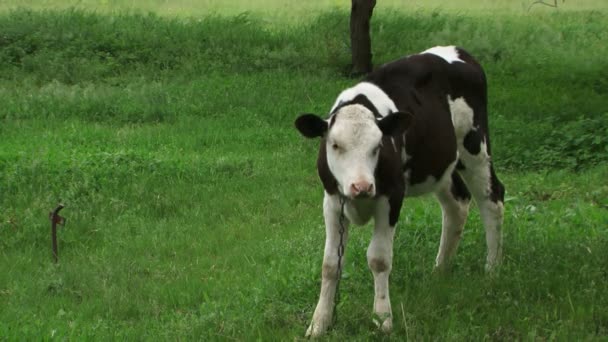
[{"left": 350, "top": 181, "right": 374, "bottom": 198}]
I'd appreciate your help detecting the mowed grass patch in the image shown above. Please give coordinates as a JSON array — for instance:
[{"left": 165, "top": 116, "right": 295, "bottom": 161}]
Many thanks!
[{"left": 1, "top": 7, "right": 607, "bottom": 340}]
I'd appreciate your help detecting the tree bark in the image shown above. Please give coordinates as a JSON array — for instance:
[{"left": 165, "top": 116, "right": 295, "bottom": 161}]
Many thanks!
[{"left": 350, "top": 0, "right": 376, "bottom": 75}]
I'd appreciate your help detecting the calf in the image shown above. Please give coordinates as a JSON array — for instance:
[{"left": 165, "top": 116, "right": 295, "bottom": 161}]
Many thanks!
[{"left": 295, "top": 46, "right": 505, "bottom": 336}]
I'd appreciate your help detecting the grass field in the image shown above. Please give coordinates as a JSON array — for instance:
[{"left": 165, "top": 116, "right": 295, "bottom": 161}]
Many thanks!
[
  {"left": 1, "top": 0, "right": 608, "bottom": 17},
  {"left": 1, "top": 1, "right": 607, "bottom": 340}
]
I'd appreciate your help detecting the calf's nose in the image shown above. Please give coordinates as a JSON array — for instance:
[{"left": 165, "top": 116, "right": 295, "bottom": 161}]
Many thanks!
[{"left": 350, "top": 181, "right": 374, "bottom": 197}]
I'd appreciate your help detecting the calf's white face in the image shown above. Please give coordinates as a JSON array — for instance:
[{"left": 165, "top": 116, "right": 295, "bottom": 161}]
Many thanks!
[
  {"left": 295, "top": 104, "right": 412, "bottom": 199},
  {"left": 326, "top": 105, "right": 381, "bottom": 198}
]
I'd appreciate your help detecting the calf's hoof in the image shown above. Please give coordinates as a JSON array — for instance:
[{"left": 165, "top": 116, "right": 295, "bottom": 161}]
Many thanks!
[
  {"left": 484, "top": 261, "right": 501, "bottom": 275},
  {"left": 373, "top": 314, "right": 392, "bottom": 334},
  {"left": 305, "top": 319, "right": 330, "bottom": 338}
]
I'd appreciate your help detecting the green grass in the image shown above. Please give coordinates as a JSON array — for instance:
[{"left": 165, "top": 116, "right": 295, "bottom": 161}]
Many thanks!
[
  {"left": 1, "top": 0, "right": 607, "bottom": 18},
  {"left": 1, "top": 3, "right": 608, "bottom": 340}
]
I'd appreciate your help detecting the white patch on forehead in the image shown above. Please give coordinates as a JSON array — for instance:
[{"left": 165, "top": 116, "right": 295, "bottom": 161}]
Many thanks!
[
  {"left": 448, "top": 95, "right": 475, "bottom": 141},
  {"left": 331, "top": 82, "right": 398, "bottom": 117},
  {"left": 330, "top": 104, "right": 381, "bottom": 147},
  {"left": 333, "top": 104, "right": 376, "bottom": 123},
  {"left": 422, "top": 46, "right": 464, "bottom": 64}
]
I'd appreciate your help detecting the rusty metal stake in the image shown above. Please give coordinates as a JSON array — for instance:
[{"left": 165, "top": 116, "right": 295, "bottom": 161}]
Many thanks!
[{"left": 49, "top": 204, "right": 66, "bottom": 263}]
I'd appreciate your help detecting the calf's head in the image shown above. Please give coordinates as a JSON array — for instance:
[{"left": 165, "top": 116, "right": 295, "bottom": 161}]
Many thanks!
[{"left": 295, "top": 104, "right": 412, "bottom": 199}]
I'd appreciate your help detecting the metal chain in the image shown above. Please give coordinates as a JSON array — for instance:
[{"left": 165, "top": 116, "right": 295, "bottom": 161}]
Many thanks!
[{"left": 333, "top": 194, "right": 347, "bottom": 324}]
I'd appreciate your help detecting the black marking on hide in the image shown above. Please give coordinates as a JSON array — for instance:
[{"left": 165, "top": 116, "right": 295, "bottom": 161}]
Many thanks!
[
  {"left": 411, "top": 89, "right": 423, "bottom": 106},
  {"left": 489, "top": 166, "right": 505, "bottom": 203},
  {"left": 331, "top": 94, "right": 381, "bottom": 118},
  {"left": 463, "top": 130, "right": 482, "bottom": 155},
  {"left": 415, "top": 70, "right": 433, "bottom": 89},
  {"left": 328, "top": 114, "right": 337, "bottom": 129},
  {"left": 316, "top": 140, "right": 339, "bottom": 195},
  {"left": 388, "top": 195, "right": 403, "bottom": 226},
  {"left": 375, "top": 135, "right": 406, "bottom": 226},
  {"left": 377, "top": 112, "right": 413, "bottom": 137},
  {"left": 451, "top": 172, "right": 471, "bottom": 202},
  {"left": 456, "top": 160, "right": 466, "bottom": 171}
]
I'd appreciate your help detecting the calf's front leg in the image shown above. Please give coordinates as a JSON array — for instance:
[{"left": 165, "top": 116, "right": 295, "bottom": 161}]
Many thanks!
[{"left": 306, "top": 193, "right": 350, "bottom": 337}]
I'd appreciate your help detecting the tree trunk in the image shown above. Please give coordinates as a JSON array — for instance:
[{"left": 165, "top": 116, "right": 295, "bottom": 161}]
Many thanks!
[{"left": 350, "top": 0, "right": 376, "bottom": 75}]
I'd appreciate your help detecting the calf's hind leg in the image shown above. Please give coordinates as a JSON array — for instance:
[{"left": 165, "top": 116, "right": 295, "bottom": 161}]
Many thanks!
[
  {"left": 434, "top": 172, "right": 471, "bottom": 271},
  {"left": 459, "top": 139, "right": 505, "bottom": 272}
]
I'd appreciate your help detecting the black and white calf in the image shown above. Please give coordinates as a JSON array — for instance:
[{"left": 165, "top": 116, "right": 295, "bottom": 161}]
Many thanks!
[{"left": 295, "top": 46, "right": 505, "bottom": 336}]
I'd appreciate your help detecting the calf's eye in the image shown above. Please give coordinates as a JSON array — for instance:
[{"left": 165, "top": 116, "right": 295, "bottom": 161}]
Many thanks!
[{"left": 332, "top": 143, "right": 340, "bottom": 150}]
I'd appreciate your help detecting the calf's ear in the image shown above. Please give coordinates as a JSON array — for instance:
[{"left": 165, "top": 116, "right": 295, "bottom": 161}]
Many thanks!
[
  {"left": 377, "top": 111, "right": 414, "bottom": 136},
  {"left": 295, "top": 113, "right": 328, "bottom": 138}
]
